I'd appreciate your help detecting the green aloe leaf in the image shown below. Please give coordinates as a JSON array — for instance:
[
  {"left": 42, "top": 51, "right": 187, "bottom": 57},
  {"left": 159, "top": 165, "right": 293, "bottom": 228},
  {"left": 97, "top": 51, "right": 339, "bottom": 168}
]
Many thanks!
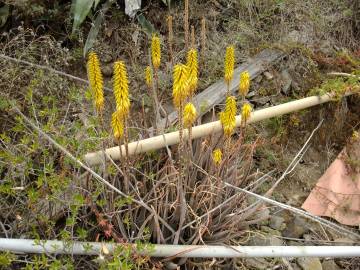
[{"left": 72, "top": 0, "right": 95, "bottom": 34}]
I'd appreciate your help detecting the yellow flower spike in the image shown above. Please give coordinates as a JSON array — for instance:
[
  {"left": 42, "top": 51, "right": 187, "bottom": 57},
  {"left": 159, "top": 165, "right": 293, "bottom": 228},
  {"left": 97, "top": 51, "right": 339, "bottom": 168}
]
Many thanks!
[
  {"left": 87, "top": 51, "right": 104, "bottom": 113},
  {"left": 183, "top": 102, "right": 197, "bottom": 128},
  {"left": 113, "top": 61, "right": 130, "bottom": 119},
  {"left": 220, "top": 96, "right": 237, "bottom": 136},
  {"left": 173, "top": 64, "right": 190, "bottom": 109},
  {"left": 212, "top": 149, "right": 222, "bottom": 165},
  {"left": 224, "top": 46, "right": 235, "bottom": 85},
  {"left": 151, "top": 34, "right": 161, "bottom": 69},
  {"left": 145, "top": 66, "right": 152, "bottom": 88},
  {"left": 241, "top": 102, "right": 252, "bottom": 124},
  {"left": 239, "top": 71, "right": 250, "bottom": 98},
  {"left": 111, "top": 111, "right": 124, "bottom": 140},
  {"left": 186, "top": 49, "right": 198, "bottom": 95}
]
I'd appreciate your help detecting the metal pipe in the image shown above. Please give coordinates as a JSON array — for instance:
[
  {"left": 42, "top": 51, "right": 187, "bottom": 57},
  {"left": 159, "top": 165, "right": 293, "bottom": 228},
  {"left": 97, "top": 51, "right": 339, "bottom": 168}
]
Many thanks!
[
  {"left": 85, "top": 93, "right": 344, "bottom": 165},
  {"left": 1, "top": 238, "right": 359, "bottom": 258}
]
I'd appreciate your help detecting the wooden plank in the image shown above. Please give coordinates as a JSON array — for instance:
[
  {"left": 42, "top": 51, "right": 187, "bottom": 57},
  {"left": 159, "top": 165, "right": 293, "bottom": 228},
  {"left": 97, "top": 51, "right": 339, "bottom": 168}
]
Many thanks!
[{"left": 158, "top": 49, "right": 286, "bottom": 128}]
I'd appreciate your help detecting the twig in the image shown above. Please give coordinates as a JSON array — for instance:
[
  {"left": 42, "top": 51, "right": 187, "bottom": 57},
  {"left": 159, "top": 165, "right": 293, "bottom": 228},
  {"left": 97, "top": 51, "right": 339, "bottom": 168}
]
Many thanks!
[
  {"left": 328, "top": 72, "right": 360, "bottom": 79},
  {"left": 0, "top": 221, "right": 8, "bottom": 238}
]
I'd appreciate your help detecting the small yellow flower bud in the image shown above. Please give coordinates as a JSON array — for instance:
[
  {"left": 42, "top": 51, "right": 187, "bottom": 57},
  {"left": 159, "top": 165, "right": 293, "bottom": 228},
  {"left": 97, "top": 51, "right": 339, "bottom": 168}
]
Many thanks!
[
  {"left": 151, "top": 34, "right": 161, "bottom": 69},
  {"left": 111, "top": 111, "right": 124, "bottom": 140},
  {"left": 212, "top": 149, "right": 222, "bottom": 165},
  {"left": 183, "top": 103, "right": 197, "bottom": 128},
  {"left": 220, "top": 96, "right": 237, "bottom": 136},
  {"left": 239, "top": 71, "right": 250, "bottom": 97},
  {"left": 145, "top": 66, "right": 152, "bottom": 88},
  {"left": 241, "top": 102, "right": 252, "bottom": 124}
]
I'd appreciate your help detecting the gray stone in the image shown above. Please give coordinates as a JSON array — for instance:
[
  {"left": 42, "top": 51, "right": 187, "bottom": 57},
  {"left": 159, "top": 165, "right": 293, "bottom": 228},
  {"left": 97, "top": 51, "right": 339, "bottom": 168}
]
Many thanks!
[
  {"left": 244, "top": 258, "right": 271, "bottom": 270},
  {"left": 280, "top": 69, "right": 292, "bottom": 94},
  {"left": 252, "top": 96, "right": 271, "bottom": 106},
  {"left": 291, "top": 263, "right": 302, "bottom": 270},
  {"left": 264, "top": 71, "right": 274, "bottom": 80},
  {"left": 249, "top": 227, "right": 283, "bottom": 246},
  {"left": 102, "top": 54, "right": 113, "bottom": 63},
  {"left": 282, "top": 216, "right": 308, "bottom": 238},
  {"left": 333, "top": 237, "right": 356, "bottom": 246},
  {"left": 321, "top": 260, "right": 341, "bottom": 270},
  {"left": 269, "top": 215, "right": 286, "bottom": 231},
  {"left": 102, "top": 64, "right": 113, "bottom": 77},
  {"left": 297, "top": 257, "right": 322, "bottom": 270}
]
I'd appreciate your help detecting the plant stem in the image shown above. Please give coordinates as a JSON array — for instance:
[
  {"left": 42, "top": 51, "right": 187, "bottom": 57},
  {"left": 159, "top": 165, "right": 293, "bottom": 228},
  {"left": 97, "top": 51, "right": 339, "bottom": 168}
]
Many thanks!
[
  {"left": 184, "top": 0, "right": 189, "bottom": 50},
  {"left": 152, "top": 68, "right": 161, "bottom": 133}
]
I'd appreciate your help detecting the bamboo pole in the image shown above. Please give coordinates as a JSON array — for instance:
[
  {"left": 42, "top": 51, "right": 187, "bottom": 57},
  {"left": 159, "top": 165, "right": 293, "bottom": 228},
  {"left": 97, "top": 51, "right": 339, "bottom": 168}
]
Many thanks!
[
  {"left": 1, "top": 238, "right": 359, "bottom": 258},
  {"left": 84, "top": 93, "right": 350, "bottom": 166}
]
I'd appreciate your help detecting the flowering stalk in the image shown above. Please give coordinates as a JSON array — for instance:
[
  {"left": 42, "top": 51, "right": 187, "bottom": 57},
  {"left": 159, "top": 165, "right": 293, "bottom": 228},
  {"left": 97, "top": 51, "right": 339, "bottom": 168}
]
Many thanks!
[
  {"left": 210, "top": 147, "right": 223, "bottom": 207},
  {"left": 87, "top": 51, "right": 107, "bottom": 174},
  {"left": 191, "top": 25, "right": 195, "bottom": 49},
  {"left": 113, "top": 61, "right": 131, "bottom": 192},
  {"left": 186, "top": 49, "right": 198, "bottom": 98},
  {"left": 151, "top": 34, "right": 162, "bottom": 132},
  {"left": 145, "top": 66, "right": 160, "bottom": 132},
  {"left": 200, "top": 17, "right": 206, "bottom": 63},
  {"left": 167, "top": 15, "right": 174, "bottom": 66},
  {"left": 172, "top": 63, "right": 190, "bottom": 245}
]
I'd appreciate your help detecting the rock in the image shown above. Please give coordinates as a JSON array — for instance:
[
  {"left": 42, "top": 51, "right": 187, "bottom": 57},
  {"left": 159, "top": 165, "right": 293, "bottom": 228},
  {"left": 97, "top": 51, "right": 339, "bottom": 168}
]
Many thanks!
[
  {"left": 248, "top": 227, "right": 283, "bottom": 246},
  {"left": 285, "top": 30, "right": 313, "bottom": 45},
  {"left": 244, "top": 258, "right": 271, "bottom": 270},
  {"left": 102, "top": 54, "right": 113, "bottom": 63},
  {"left": 289, "top": 240, "right": 303, "bottom": 246},
  {"left": 269, "top": 215, "right": 286, "bottom": 231},
  {"left": 280, "top": 69, "right": 292, "bottom": 94},
  {"left": 264, "top": 71, "right": 274, "bottom": 80},
  {"left": 252, "top": 96, "right": 271, "bottom": 106},
  {"left": 286, "top": 194, "right": 302, "bottom": 206},
  {"left": 291, "top": 263, "right": 302, "bottom": 270},
  {"left": 102, "top": 64, "right": 113, "bottom": 77},
  {"left": 255, "top": 75, "right": 263, "bottom": 83},
  {"left": 321, "top": 260, "right": 341, "bottom": 270},
  {"left": 254, "top": 207, "right": 270, "bottom": 221},
  {"left": 297, "top": 257, "right": 322, "bottom": 270},
  {"left": 333, "top": 237, "right": 356, "bottom": 246},
  {"left": 282, "top": 216, "right": 308, "bottom": 238}
]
